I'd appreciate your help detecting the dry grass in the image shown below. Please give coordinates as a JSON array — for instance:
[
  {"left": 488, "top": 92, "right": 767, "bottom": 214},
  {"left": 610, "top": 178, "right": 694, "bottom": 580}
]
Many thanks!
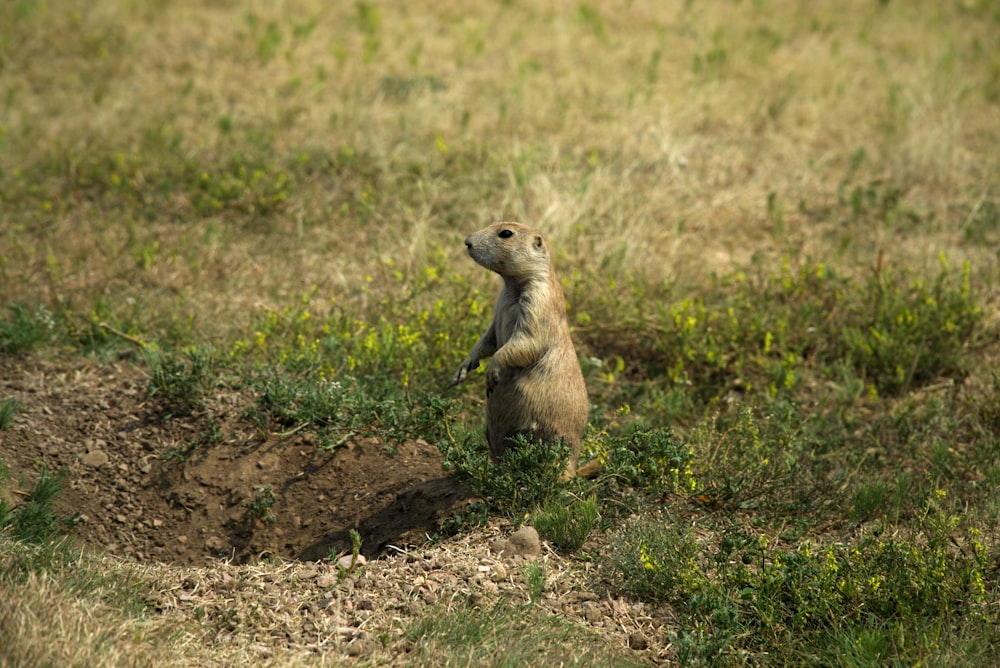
[
  {"left": 2, "top": 0, "right": 997, "bottom": 343},
  {"left": 1, "top": 525, "right": 646, "bottom": 666}
]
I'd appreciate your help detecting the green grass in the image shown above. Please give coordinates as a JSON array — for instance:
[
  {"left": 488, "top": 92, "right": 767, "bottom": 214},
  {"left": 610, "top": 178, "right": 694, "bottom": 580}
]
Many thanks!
[
  {"left": 0, "top": 464, "right": 77, "bottom": 546},
  {"left": 403, "top": 597, "right": 639, "bottom": 667},
  {"left": 0, "top": 397, "right": 17, "bottom": 430},
  {"left": 532, "top": 496, "right": 599, "bottom": 553},
  {"left": 1, "top": 0, "right": 999, "bottom": 663}
]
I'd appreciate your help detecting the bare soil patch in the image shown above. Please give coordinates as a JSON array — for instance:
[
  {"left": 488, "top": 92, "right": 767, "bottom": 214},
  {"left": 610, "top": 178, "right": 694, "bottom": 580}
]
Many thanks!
[
  {"left": 1, "top": 353, "right": 675, "bottom": 663},
  {"left": 0, "top": 354, "right": 473, "bottom": 565}
]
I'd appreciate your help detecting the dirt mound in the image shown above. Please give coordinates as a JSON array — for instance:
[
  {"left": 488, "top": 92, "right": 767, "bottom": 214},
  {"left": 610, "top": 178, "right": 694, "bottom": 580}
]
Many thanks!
[{"left": 0, "top": 354, "right": 473, "bottom": 564}]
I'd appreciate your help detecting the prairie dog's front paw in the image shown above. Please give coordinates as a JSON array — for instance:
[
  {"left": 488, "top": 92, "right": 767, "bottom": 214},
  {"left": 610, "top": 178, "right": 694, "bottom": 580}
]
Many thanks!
[{"left": 449, "top": 357, "right": 479, "bottom": 387}]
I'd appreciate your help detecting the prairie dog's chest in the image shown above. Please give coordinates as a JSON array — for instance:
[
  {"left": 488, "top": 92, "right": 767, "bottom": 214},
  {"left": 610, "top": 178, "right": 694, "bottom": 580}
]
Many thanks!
[{"left": 493, "top": 289, "right": 523, "bottom": 345}]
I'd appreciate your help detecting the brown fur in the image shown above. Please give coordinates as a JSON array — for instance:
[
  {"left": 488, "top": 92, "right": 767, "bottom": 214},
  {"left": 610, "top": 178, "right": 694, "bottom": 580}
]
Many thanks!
[{"left": 450, "top": 222, "right": 589, "bottom": 476}]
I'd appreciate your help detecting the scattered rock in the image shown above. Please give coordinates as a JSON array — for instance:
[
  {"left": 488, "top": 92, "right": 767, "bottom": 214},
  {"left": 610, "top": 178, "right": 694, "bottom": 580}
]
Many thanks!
[
  {"left": 508, "top": 526, "right": 541, "bottom": 556},
  {"left": 491, "top": 526, "right": 541, "bottom": 558},
  {"left": 489, "top": 562, "right": 508, "bottom": 582},
  {"left": 81, "top": 450, "right": 109, "bottom": 468},
  {"left": 337, "top": 554, "right": 367, "bottom": 571}
]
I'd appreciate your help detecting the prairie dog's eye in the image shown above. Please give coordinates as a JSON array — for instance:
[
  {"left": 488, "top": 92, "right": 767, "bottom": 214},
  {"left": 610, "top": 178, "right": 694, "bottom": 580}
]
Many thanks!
[{"left": 498, "top": 229, "right": 514, "bottom": 239}]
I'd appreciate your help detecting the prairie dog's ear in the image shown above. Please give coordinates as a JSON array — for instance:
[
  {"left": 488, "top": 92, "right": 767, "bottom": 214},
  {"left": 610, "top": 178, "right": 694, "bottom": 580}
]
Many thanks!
[{"left": 533, "top": 234, "right": 544, "bottom": 249}]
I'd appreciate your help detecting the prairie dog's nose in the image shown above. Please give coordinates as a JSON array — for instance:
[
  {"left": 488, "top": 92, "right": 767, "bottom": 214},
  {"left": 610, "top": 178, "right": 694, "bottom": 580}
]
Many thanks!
[{"left": 464, "top": 236, "right": 473, "bottom": 250}]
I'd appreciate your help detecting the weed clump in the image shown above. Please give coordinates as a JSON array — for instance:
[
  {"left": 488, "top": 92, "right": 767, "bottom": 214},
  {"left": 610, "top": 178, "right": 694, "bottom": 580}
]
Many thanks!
[
  {"left": 0, "top": 303, "right": 55, "bottom": 354},
  {"left": 532, "top": 496, "right": 599, "bottom": 552},
  {"left": 144, "top": 344, "right": 214, "bottom": 416},
  {"left": 0, "top": 463, "right": 76, "bottom": 546},
  {"left": 586, "top": 424, "right": 697, "bottom": 495},
  {"left": 606, "top": 515, "right": 997, "bottom": 665},
  {"left": 439, "top": 434, "right": 571, "bottom": 515},
  {"left": 0, "top": 397, "right": 17, "bottom": 430}
]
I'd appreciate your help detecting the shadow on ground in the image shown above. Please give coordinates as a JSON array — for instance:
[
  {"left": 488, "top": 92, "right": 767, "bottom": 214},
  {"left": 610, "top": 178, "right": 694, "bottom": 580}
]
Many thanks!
[{"left": 0, "top": 355, "right": 474, "bottom": 564}]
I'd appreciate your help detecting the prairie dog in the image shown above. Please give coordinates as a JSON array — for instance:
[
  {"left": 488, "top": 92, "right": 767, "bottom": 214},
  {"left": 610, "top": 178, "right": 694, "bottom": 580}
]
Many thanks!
[{"left": 450, "top": 222, "right": 589, "bottom": 476}]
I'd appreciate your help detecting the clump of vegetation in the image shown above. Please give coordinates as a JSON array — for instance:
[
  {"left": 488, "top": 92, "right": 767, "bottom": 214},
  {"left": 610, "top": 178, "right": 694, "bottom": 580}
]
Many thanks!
[
  {"left": 144, "top": 344, "right": 215, "bottom": 416},
  {"left": 0, "top": 462, "right": 78, "bottom": 547},
  {"left": 0, "top": 304, "right": 55, "bottom": 354},
  {"left": 0, "top": 397, "right": 17, "bottom": 430},
  {"left": 244, "top": 486, "right": 277, "bottom": 524},
  {"left": 439, "top": 433, "right": 572, "bottom": 514},
  {"left": 532, "top": 495, "right": 599, "bottom": 552},
  {"left": 605, "top": 514, "right": 703, "bottom": 605},
  {"left": 585, "top": 422, "right": 697, "bottom": 495},
  {"left": 607, "top": 516, "right": 997, "bottom": 665},
  {"left": 248, "top": 365, "right": 452, "bottom": 446},
  {"left": 334, "top": 528, "right": 364, "bottom": 580}
]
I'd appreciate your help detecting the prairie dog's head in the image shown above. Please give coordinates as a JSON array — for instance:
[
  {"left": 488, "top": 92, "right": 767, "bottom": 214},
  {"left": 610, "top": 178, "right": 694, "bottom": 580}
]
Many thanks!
[{"left": 464, "top": 222, "right": 551, "bottom": 280}]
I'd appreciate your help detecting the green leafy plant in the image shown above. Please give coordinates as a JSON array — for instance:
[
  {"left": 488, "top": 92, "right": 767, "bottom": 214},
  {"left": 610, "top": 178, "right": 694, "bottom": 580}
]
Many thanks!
[
  {"left": 0, "top": 303, "right": 54, "bottom": 353},
  {"left": 250, "top": 367, "right": 452, "bottom": 445},
  {"left": 244, "top": 486, "right": 276, "bottom": 524},
  {"left": 836, "top": 256, "right": 981, "bottom": 396},
  {"left": 334, "top": 528, "right": 364, "bottom": 580},
  {"left": 438, "top": 433, "right": 571, "bottom": 514},
  {"left": 144, "top": 344, "right": 214, "bottom": 416},
  {"left": 587, "top": 424, "right": 697, "bottom": 495},
  {"left": 851, "top": 480, "right": 890, "bottom": 523},
  {"left": 605, "top": 514, "right": 703, "bottom": 605}
]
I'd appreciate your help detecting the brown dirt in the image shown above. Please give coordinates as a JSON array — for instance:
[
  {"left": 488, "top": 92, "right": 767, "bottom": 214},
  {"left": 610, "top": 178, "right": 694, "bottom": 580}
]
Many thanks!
[
  {"left": 0, "top": 353, "right": 678, "bottom": 663},
  {"left": 0, "top": 353, "right": 474, "bottom": 565}
]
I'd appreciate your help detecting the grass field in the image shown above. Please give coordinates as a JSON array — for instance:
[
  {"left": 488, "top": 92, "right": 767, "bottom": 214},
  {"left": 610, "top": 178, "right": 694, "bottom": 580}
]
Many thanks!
[{"left": 2, "top": 0, "right": 999, "bottom": 665}]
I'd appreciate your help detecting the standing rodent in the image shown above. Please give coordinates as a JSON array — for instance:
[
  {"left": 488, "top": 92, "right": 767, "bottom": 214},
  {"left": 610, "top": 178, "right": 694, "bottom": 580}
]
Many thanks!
[{"left": 450, "top": 222, "right": 589, "bottom": 477}]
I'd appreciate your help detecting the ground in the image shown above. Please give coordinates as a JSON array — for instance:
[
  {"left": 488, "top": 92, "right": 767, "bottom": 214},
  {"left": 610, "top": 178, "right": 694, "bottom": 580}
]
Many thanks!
[
  {"left": 1, "top": 353, "right": 671, "bottom": 663},
  {"left": 0, "top": 353, "right": 473, "bottom": 565}
]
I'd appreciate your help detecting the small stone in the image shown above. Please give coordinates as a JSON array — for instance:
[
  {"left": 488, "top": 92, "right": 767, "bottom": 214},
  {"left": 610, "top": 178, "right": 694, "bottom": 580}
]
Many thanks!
[
  {"left": 568, "top": 591, "right": 599, "bottom": 603},
  {"left": 81, "top": 450, "right": 109, "bottom": 468},
  {"left": 628, "top": 633, "right": 649, "bottom": 650},
  {"left": 581, "top": 602, "right": 603, "bottom": 623},
  {"left": 337, "top": 554, "right": 367, "bottom": 571},
  {"left": 506, "top": 526, "right": 541, "bottom": 557}
]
